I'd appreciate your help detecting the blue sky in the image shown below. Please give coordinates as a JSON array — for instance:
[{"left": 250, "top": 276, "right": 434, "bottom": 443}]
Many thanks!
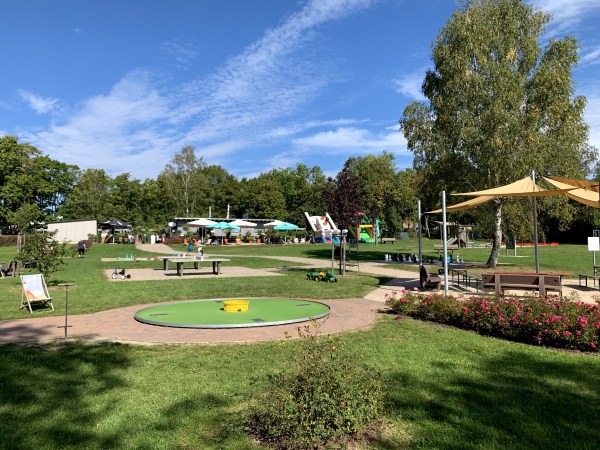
[{"left": 1, "top": 0, "right": 599, "bottom": 181}]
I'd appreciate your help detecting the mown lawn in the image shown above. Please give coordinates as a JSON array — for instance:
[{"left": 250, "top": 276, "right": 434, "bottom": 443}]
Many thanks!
[
  {"left": 1, "top": 317, "right": 598, "bottom": 449},
  {"left": 1, "top": 241, "right": 599, "bottom": 449}
]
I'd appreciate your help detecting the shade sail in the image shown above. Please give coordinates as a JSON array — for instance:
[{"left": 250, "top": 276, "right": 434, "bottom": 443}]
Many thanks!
[
  {"left": 546, "top": 176, "right": 599, "bottom": 192},
  {"left": 427, "top": 196, "right": 492, "bottom": 214},
  {"left": 229, "top": 219, "right": 257, "bottom": 227},
  {"left": 452, "top": 176, "right": 573, "bottom": 197},
  {"left": 544, "top": 177, "right": 600, "bottom": 208},
  {"left": 187, "top": 218, "right": 217, "bottom": 227}
]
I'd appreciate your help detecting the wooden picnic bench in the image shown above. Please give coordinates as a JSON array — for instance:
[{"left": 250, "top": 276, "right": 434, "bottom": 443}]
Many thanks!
[
  {"left": 482, "top": 272, "right": 563, "bottom": 297},
  {"left": 578, "top": 273, "right": 600, "bottom": 288},
  {"left": 434, "top": 244, "right": 459, "bottom": 254},
  {"left": 381, "top": 237, "right": 396, "bottom": 244}
]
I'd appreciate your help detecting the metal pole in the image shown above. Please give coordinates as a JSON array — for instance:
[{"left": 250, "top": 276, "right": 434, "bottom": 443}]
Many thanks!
[
  {"left": 57, "top": 283, "right": 75, "bottom": 338},
  {"left": 418, "top": 200, "right": 422, "bottom": 265},
  {"left": 442, "top": 191, "right": 449, "bottom": 296},
  {"left": 532, "top": 170, "right": 540, "bottom": 273}
]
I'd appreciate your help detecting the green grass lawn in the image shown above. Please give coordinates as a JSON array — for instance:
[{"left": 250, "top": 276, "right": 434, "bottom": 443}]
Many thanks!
[
  {"left": 1, "top": 317, "right": 598, "bottom": 449},
  {"left": 1, "top": 241, "right": 599, "bottom": 449}
]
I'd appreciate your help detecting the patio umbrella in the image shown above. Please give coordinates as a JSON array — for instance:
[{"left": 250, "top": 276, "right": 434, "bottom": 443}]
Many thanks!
[
  {"left": 229, "top": 219, "right": 257, "bottom": 227},
  {"left": 273, "top": 222, "right": 299, "bottom": 231},
  {"left": 206, "top": 221, "right": 240, "bottom": 243},
  {"left": 264, "top": 220, "right": 283, "bottom": 228},
  {"left": 206, "top": 221, "right": 240, "bottom": 231},
  {"left": 273, "top": 222, "right": 299, "bottom": 243},
  {"left": 187, "top": 218, "right": 217, "bottom": 241}
]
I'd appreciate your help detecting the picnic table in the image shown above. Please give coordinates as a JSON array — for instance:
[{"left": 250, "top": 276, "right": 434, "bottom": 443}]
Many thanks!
[
  {"left": 165, "top": 257, "right": 231, "bottom": 277},
  {"left": 482, "top": 272, "right": 568, "bottom": 297}
]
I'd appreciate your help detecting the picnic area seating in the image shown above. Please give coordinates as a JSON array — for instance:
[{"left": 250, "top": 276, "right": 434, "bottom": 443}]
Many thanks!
[
  {"left": 578, "top": 273, "right": 600, "bottom": 288},
  {"left": 482, "top": 272, "right": 562, "bottom": 297},
  {"left": 420, "top": 265, "right": 441, "bottom": 290},
  {"left": 20, "top": 273, "right": 54, "bottom": 313},
  {"left": 0, "top": 260, "right": 19, "bottom": 278}
]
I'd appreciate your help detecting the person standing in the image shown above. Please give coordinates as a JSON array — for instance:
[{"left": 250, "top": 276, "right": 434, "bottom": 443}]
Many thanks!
[{"left": 77, "top": 240, "right": 86, "bottom": 257}]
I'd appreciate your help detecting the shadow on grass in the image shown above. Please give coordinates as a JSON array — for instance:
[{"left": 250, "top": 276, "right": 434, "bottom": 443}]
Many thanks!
[
  {"left": 0, "top": 343, "right": 132, "bottom": 449},
  {"left": 385, "top": 349, "right": 600, "bottom": 449}
]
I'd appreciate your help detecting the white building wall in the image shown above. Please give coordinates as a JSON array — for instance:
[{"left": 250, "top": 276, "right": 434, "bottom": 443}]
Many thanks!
[{"left": 48, "top": 220, "right": 98, "bottom": 243}]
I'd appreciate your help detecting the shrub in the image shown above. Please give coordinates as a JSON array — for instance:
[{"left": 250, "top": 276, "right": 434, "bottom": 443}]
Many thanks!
[
  {"left": 386, "top": 290, "right": 600, "bottom": 352},
  {"left": 245, "top": 320, "right": 383, "bottom": 449},
  {"left": 16, "top": 231, "right": 68, "bottom": 279},
  {"left": 0, "top": 235, "right": 18, "bottom": 247}
]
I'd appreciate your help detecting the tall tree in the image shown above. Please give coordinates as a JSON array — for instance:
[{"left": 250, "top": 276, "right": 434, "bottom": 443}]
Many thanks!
[
  {"left": 160, "top": 145, "right": 206, "bottom": 217},
  {"left": 60, "top": 169, "right": 113, "bottom": 220},
  {"left": 400, "top": 0, "right": 592, "bottom": 267}
]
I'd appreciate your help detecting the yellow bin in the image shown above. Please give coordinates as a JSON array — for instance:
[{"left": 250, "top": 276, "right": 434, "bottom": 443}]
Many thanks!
[{"left": 223, "top": 300, "right": 249, "bottom": 312}]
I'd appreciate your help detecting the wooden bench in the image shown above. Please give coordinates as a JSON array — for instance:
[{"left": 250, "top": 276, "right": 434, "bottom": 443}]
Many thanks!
[
  {"left": 482, "top": 273, "right": 562, "bottom": 297},
  {"left": 381, "top": 237, "right": 396, "bottom": 244},
  {"left": 434, "top": 244, "right": 459, "bottom": 254},
  {"left": 420, "top": 265, "right": 441, "bottom": 290},
  {"left": 578, "top": 273, "right": 600, "bottom": 288}
]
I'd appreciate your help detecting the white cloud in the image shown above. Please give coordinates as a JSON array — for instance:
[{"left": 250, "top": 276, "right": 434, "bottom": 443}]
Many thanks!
[
  {"left": 580, "top": 45, "right": 600, "bottom": 65},
  {"left": 18, "top": 90, "right": 59, "bottom": 114},
  {"left": 24, "top": 71, "right": 175, "bottom": 177},
  {"left": 531, "top": 0, "right": 600, "bottom": 34},
  {"left": 585, "top": 93, "right": 600, "bottom": 152},
  {"left": 292, "top": 126, "right": 407, "bottom": 154},
  {"left": 161, "top": 38, "right": 198, "bottom": 69},
  {"left": 21, "top": 0, "right": 381, "bottom": 179},
  {"left": 393, "top": 71, "right": 426, "bottom": 101}
]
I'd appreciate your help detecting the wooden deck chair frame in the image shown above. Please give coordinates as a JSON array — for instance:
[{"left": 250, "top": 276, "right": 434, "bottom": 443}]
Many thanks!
[{"left": 20, "top": 274, "right": 54, "bottom": 313}]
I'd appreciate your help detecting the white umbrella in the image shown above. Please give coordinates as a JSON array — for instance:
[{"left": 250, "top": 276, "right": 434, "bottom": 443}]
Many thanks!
[
  {"left": 187, "top": 218, "right": 217, "bottom": 242},
  {"left": 230, "top": 219, "right": 257, "bottom": 227},
  {"left": 188, "top": 218, "right": 217, "bottom": 226},
  {"left": 264, "top": 220, "right": 283, "bottom": 228}
]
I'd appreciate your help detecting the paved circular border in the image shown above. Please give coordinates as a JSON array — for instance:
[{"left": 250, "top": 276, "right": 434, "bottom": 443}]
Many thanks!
[{"left": 134, "top": 298, "right": 331, "bottom": 329}]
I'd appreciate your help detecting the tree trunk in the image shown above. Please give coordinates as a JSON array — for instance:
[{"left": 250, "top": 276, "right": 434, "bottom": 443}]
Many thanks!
[{"left": 486, "top": 199, "right": 502, "bottom": 268}]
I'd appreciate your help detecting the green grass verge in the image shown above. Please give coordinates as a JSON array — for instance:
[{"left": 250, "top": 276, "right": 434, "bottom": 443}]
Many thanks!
[{"left": 1, "top": 316, "right": 599, "bottom": 449}]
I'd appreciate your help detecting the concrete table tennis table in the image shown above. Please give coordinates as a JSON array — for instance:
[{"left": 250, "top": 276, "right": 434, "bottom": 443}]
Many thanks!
[{"left": 164, "top": 257, "right": 231, "bottom": 276}]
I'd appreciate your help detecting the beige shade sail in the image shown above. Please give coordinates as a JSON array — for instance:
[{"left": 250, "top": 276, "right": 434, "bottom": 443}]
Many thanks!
[
  {"left": 427, "top": 196, "right": 493, "bottom": 214},
  {"left": 546, "top": 176, "right": 599, "bottom": 193},
  {"left": 544, "top": 177, "right": 600, "bottom": 208},
  {"left": 452, "top": 176, "right": 574, "bottom": 197}
]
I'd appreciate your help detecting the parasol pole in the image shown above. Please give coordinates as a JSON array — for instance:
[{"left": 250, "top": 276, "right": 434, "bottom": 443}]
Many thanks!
[
  {"left": 418, "top": 200, "right": 422, "bottom": 265},
  {"left": 442, "top": 191, "right": 448, "bottom": 296},
  {"left": 532, "top": 170, "right": 540, "bottom": 273}
]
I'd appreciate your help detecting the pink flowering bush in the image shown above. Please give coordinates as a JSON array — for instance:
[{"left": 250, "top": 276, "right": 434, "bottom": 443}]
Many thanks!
[{"left": 385, "top": 290, "right": 600, "bottom": 352}]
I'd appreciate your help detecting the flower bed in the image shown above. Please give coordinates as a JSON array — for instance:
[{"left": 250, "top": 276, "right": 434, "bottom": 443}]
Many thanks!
[{"left": 385, "top": 290, "right": 600, "bottom": 352}]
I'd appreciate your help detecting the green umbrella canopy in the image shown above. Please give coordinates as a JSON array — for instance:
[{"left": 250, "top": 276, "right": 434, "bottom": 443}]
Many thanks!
[
  {"left": 206, "top": 221, "right": 241, "bottom": 231},
  {"left": 273, "top": 222, "right": 299, "bottom": 231}
]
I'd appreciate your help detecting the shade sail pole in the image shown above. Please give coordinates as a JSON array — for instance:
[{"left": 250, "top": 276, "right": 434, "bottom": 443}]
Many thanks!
[
  {"left": 532, "top": 170, "right": 540, "bottom": 273},
  {"left": 442, "top": 191, "right": 448, "bottom": 296},
  {"left": 418, "top": 200, "right": 422, "bottom": 265}
]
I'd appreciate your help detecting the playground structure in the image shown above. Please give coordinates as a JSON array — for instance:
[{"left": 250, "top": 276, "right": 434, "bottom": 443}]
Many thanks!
[
  {"left": 305, "top": 212, "right": 339, "bottom": 243},
  {"left": 348, "top": 215, "right": 380, "bottom": 244}
]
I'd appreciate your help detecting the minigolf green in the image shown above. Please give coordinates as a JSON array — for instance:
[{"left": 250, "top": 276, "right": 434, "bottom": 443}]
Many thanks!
[{"left": 134, "top": 297, "right": 330, "bottom": 328}]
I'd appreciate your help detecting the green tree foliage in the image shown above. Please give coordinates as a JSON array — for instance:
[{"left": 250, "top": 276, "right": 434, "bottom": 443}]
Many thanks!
[
  {"left": 16, "top": 231, "right": 67, "bottom": 279},
  {"left": 159, "top": 145, "right": 206, "bottom": 217},
  {"left": 324, "top": 153, "right": 419, "bottom": 235},
  {"left": 60, "top": 169, "right": 113, "bottom": 220},
  {"left": 399, "top": 0, "right": 592, "bottom": 266},
  {"left": 260, "top": 164, "right": 328, "bottom": 224},
  {"left": 237, "top": 175, "right": 287, "bottom": 219},
  {"left": 0, "top": 135, "right": 78, "bottom": 230}
]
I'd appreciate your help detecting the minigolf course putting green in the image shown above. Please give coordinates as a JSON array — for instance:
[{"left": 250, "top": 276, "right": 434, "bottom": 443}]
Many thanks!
[{"left": 134, "top": 298, "right": 330, "bottom": 328}]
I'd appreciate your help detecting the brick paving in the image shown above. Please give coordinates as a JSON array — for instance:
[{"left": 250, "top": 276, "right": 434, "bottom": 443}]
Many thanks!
[{"left": 1, "top": 243, "right": 597, "bottom": 345}]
